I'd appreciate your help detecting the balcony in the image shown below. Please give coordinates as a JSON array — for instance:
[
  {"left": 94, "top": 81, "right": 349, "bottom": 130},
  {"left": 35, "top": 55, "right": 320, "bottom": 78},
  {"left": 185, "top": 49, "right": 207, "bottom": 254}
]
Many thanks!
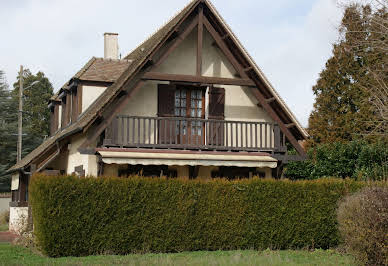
[{"left": 103, "top": 116, "right": 286, "bottom": 153}]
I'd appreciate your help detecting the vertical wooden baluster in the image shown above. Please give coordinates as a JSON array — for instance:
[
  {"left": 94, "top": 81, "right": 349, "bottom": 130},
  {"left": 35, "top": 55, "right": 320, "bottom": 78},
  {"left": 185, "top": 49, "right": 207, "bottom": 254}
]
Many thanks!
[
  {"left": 113, "top": 117, "right": 118, "bottom": 145},
  {"left": 154, "top": 119, "right": 157, "bottom": 145},
  {"left": 137, "top": 118, "right": 140, "bottom": 145},
  {"left": 255, "top": 123, "right": 258, "bottom": 149},
  {"left": 240, "top": 122, "right": 243, "bottom": 148},
  {"left": 250, "top": 123, "right": 253, "bottom": 148},
  {"left": 132, "top": 118, "right": 135, "bottom": 144},
  {"left": 259, "top": 124, "right": 262, "bottom": 149},
  {"left": 121, "top": 117, "right": 124, "bottom": 146},
  {"left": 148, "top": 118, "right": 151, "bottom": 145},
  {"left": 180, "top": 119, "right": 183, "bottom": 146},
  {"left": 170, "top": 119, "right": 173, "bottom": 145},
  {"left": 230, "top": 122, "right": 233, "bottom": 148},
  {"left": 126, "top": 117, "right": 129, "bottom": 145},
  {"left": 215, "top": 121, "right": 218, "bottom": 147},
  {"left": 225, "top": 121, "right": 228, "bottom": 148},
  {"left": 142, "top": 118, "right": 145, "bottom": 145},
  {"left": 245, "top": 123, "right": 247, "bottom": 148},
  {"left": 264, "top": 124, "right": 267, "bottom": 149}
]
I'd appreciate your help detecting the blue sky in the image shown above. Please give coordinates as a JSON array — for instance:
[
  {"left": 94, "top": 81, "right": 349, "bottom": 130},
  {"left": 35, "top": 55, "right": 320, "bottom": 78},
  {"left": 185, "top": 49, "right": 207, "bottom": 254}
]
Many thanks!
[{"left": 0, "top": 0, "right": 343, "bottom": 127}]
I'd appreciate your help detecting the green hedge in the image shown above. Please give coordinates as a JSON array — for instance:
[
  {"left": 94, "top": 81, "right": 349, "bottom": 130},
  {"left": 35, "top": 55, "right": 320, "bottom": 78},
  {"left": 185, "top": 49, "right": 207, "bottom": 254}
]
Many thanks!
[
  {"left": 30, "top": 175, "right": 367, "bottom": 257},
  {"left": 284, "top": 140, "right": 388, "bottom": 180}
]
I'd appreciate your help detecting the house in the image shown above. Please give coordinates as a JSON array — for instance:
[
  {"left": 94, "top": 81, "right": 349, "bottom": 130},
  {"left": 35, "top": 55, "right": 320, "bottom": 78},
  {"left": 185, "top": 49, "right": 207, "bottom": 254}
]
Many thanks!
[{"left": 7, "top": 0, "right": 308, "bottom": 232}]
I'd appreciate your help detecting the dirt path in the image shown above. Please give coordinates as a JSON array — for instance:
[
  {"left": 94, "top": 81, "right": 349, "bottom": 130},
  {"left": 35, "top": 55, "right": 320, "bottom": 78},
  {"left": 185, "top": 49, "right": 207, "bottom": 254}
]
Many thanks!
[{"left": 0, "top": 231, "right": 17, "bottom": 243}]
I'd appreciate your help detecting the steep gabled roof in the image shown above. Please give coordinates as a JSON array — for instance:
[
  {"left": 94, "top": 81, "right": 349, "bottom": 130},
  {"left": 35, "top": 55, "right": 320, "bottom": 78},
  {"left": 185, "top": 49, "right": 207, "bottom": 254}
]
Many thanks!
[
  {"left": 74, "top": 57, "right": 132, "bottom": 82},
  {"left": 9, "top": 0, "right": 199, "bottom": 172},
  {"left": 9, "top": 0, "right": 307, "bottom": 172}
]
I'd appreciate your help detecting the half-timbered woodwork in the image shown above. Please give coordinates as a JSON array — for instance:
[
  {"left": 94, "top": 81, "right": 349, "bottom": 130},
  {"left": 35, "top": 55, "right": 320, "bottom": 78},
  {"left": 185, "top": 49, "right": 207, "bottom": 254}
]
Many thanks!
[{"left": 7, "top": 0, "right": 309, "bottom": 232}]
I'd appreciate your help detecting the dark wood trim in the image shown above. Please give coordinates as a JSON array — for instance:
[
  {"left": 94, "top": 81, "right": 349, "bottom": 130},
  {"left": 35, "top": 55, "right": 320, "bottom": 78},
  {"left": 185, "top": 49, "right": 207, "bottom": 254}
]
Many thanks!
[
  {"left": 197, "top": 6, "right": 203, "bottom": 76},
  {"left": 143, "top": 72, "right": 255, "bottom": 86},
  {"left": 249, "top": 86, "right": 306, "bottom": 156},
  {"left": 286, "top": 123, "right": 296, "bottom": 128},
  {"left": 77, "top": 83, "right": 83, "bottom": 116},
  {"left": 202, "top": 16, "right": 248, "bottom": 79},
  {"left": 96, "top": 147, "right": 271, "bottom": 157},
  {"left": 9, "top": 201, "right": 28, "bottom": 207},
  {"left": 152, "top": 15, "right": 199, "bottom": 70},
  {"left": 266, "top": 97, "right": 276, "bottom": 103},
  {"left": 79, "top": 80, "right": 114, "bottom": 87}
]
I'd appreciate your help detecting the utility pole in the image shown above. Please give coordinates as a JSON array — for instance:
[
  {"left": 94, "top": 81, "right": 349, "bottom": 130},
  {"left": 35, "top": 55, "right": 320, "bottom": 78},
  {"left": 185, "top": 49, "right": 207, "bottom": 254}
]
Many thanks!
[{"left": 17, "top": 65, "right": 23, "bottom": 162}]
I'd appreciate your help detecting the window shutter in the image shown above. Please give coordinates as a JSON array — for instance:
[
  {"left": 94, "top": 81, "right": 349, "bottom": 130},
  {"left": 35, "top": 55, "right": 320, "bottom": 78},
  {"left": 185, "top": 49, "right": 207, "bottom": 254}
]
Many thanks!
[
  {"left": 208, "top": 87, "right": 225, "bottom": 119},
  {"left": 158, "top": 84, "right": 176, "bottom": 144},
  {"left": 208, "top": 87, "right": 225, "bottom": 146},
  {"left": 158, "top": 84, "right": 176, "bottom": 117}
]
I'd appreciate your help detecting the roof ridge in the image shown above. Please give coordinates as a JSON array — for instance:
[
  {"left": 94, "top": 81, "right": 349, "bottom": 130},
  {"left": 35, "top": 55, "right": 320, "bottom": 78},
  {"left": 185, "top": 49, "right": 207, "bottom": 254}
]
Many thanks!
[{"left": 93, "top": 57, "right": 133, "bottom": 63}]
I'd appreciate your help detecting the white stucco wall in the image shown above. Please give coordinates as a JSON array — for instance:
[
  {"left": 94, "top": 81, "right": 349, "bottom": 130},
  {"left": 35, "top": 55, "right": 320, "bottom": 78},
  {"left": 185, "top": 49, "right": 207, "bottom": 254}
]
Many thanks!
[
  {"left": 58, "top": 105, "right": 62, "bottom": 130},
  {"left": 82, "top": 85, "right": 107, "bottom": 113},
  {"left": 66, "top": 134, "right": 98, "bottom": 176},
  {"left": 9, "top": 206, "right": 28, "bottom": 234}
]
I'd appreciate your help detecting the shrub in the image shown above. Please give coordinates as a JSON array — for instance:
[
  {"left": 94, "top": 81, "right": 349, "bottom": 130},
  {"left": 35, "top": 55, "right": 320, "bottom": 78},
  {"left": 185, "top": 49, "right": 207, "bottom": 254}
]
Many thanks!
[
  {"left": 337, "top": 187, "right": 388, "bottom": 266},
  {"left": 284, "top": 140, "right": 388, "bottom": 180},
  {"left": 30, "top": 175, "right": 368, "bottom": 257},
  {"left": 0, "top": 210, "right": 9, "bottom": 224}
]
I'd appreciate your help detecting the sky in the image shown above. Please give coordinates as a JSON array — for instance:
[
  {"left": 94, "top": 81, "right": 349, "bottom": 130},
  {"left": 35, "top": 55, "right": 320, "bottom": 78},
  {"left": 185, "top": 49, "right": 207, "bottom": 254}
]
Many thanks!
[{"left": 0, "top": 0, "right": 344, "bottom": 127}]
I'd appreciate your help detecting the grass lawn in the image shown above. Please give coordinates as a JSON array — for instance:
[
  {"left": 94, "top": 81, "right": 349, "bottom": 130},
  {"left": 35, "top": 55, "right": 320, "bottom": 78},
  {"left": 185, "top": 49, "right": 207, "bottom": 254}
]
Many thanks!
[{"left": 0, "top": 243, "right": 356, "bottom": 266}]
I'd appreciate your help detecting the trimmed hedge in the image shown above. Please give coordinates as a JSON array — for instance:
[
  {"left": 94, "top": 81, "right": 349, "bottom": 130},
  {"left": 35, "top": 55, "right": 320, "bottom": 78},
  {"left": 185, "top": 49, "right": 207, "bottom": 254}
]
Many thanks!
[
  {"left": 30, "top": 175, "right": 367, "bottom": 257},
  {"left": 284, "top": 140, "right": 388, "bottom": 180}
]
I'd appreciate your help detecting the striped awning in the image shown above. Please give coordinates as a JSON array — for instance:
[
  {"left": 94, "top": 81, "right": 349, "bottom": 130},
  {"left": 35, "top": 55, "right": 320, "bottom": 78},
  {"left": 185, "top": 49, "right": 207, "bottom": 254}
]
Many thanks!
[{"left": 98, "top": 150, "right": 277, "bottom": 168}]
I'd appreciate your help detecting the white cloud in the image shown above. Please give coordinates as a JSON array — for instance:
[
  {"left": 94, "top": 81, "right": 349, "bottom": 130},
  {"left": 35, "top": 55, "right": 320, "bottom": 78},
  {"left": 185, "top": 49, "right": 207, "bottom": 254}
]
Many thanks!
[{"left": 0, "top": 0, "right": 343, "bottom": 127}]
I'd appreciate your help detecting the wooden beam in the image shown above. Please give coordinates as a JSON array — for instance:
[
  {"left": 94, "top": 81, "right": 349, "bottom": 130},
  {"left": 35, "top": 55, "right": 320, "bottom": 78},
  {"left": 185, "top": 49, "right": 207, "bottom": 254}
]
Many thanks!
[
  {"left": 286, "top": 123, "right": 296, "bottom": 128},
  {"left": 152, "top": 15, "right": 199, "bottom": 70},
  {"left": 266, "top": 97, "right": 276, "bottom": 103},
  {"left": 202, "top": 16, "right": 248, "bottom": 79},
  {"left": 221, "top": 33, "right": 229, "bottom": 40},
  {"left": 142, "top": 72, "right": 255, "bottom": 86},
  {"left": 197, "top": 6, "right": 203, "bottom": 76},
  {"left": 249, "top": 84, "right": 306, "bottom": 156},
  {"left": 244, "top": 66, "right": 253, "bottom": 72}
]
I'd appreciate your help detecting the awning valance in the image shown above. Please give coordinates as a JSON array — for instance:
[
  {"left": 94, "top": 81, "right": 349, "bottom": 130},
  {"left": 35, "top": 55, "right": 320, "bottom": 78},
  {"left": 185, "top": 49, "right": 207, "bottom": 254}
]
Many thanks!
[{"left": 98, "top": 150, "right": 277, "bottom": 168}]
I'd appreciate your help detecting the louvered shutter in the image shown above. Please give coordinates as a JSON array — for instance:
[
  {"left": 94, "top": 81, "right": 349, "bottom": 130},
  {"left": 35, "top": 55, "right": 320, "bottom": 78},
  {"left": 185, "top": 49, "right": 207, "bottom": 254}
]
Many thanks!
[
  {"left": 208, "top": 87, "right": 225, "bottom": 119},
  {"left": 208, "top": 87, "right": 225, "bottom": 146},
  {"left": 158, "top": 84, "right": 176, "bottom": 117},
  {"left": 158, "top": 84, "right": 176, "bottom": 144}
]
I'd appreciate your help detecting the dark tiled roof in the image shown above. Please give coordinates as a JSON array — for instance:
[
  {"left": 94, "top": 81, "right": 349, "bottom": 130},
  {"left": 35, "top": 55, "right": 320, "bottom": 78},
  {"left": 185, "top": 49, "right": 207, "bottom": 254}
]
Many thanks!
[{"left": 75, "top": 57, "right": 132, "bottom": 82}]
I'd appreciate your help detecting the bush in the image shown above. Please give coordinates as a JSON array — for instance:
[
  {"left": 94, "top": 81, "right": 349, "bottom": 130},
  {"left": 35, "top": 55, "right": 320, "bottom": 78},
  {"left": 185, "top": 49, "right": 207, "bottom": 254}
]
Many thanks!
[
  {"left": 337, "top": 187, "right": 388, "bottom": 266},
  {"left": 0, "top": 210, "right": 9, "bottom": 224},
  {"left": 30, "top": 175, "right": 369, "bottom": 257},
  {"left": 284, "top": 140, "right": 388, "bottom": 180}
]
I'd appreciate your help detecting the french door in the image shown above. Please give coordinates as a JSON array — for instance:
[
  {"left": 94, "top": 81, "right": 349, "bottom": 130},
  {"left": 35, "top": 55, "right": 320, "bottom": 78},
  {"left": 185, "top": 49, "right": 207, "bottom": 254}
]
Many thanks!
[{"left": 174, "top": 87, "right": 205, "bottom": 145}]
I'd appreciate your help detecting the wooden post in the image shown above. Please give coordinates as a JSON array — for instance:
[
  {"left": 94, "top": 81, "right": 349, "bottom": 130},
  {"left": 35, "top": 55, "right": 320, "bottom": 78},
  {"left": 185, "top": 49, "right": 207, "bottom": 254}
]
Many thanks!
[{"left": 17, "top": 65, "right": 23, "bottom": 163}]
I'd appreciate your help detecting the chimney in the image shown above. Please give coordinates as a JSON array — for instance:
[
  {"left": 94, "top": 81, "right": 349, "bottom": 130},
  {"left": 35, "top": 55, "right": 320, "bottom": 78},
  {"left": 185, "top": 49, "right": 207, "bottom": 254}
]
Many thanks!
[{"left": 104, "top": 33, "right": 119, "bottom": 59}]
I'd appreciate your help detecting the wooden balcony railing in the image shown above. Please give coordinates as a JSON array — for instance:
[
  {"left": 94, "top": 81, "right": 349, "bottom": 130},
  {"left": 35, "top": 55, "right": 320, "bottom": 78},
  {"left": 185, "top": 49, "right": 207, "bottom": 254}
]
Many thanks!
[{"left": 103, "top": 116, "right": 286, "bottom": 152}]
